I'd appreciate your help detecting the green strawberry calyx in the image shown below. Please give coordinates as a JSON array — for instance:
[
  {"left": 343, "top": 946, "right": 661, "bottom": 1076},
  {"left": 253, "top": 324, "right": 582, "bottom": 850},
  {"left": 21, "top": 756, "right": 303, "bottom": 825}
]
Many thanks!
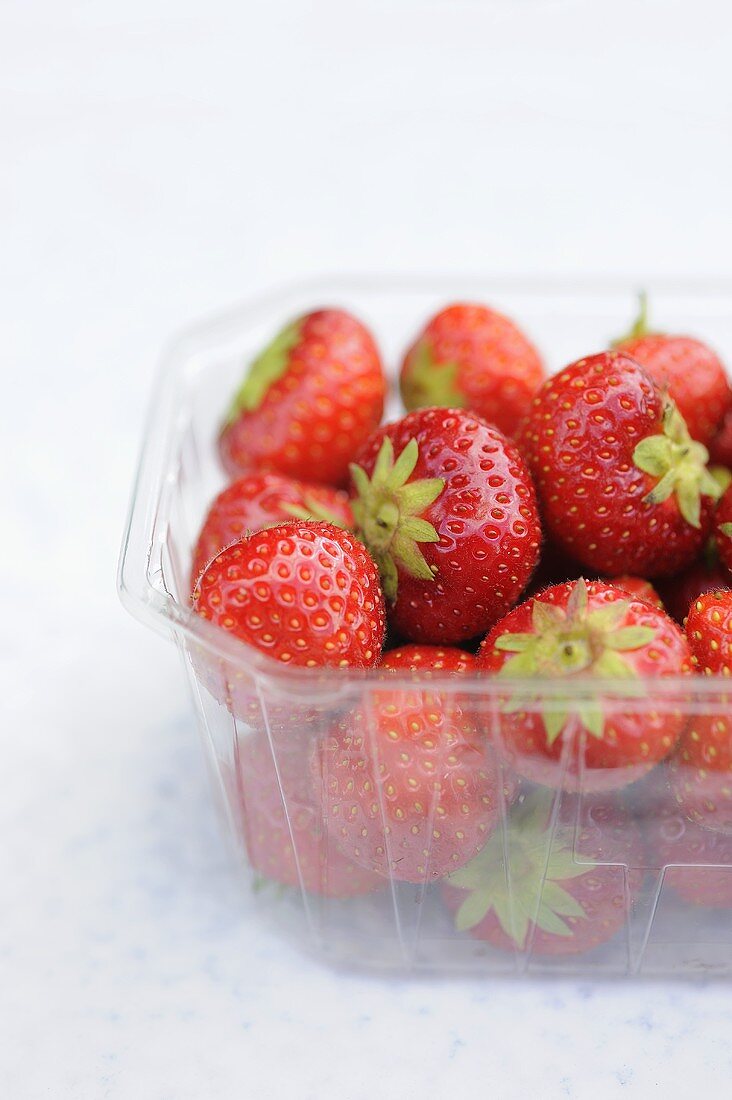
[
  {"left": 719, "top": 523, "right": 732, "bottom": 539},
  {"left": 494, "top": 578, "right": 655, "bottom": 744},
  {"left": 350, "top": 437, "right": 445, "bottom": 602},
  {"left": 224, "top": 319, "right": 303, "bottom": 425},
  {"left": 448, "top": 791, "right": 593, "bottom": 947},
  {"left": 633, "top": 401, "right": 722, "bottom": 528},
  {"left": 401, "top": 341, "right": 465, "bottom": 410}
]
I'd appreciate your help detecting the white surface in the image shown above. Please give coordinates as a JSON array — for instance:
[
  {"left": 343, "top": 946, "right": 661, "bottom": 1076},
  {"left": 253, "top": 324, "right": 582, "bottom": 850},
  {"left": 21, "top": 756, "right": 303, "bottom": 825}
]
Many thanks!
[{"left": 3, "top": 1, "right": 732, "bottom": 1097}]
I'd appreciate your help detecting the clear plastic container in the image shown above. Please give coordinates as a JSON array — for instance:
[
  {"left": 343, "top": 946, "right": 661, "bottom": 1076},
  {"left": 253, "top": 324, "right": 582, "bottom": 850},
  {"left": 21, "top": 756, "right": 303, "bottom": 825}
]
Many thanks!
[{"left": 118, "top": 277, "right": 732, "bottom": 976}]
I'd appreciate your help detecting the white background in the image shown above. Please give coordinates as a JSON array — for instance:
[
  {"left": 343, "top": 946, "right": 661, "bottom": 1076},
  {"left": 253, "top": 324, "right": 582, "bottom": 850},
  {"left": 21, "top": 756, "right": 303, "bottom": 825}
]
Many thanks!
[{"left": 2, "top": 1, "right": 732, "bottom": 1097}]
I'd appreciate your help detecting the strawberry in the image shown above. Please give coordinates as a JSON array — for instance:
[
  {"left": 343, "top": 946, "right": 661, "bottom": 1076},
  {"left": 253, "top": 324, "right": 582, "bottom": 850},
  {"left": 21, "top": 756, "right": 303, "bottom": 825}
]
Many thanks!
[
  {"left": 380, "top": 644, "right": 476, "bottom": 675},
  {"left": 350, "top": 408, "right": 541, "bottom": 644},
  {"left": 685, "top": 589, "right": 732, "bottom": 675},
  {"left": 518, "top": 351, "right": 721, "bottom": 577},
  {"left": 614, "top": 293, "right": 731, "bottom": 446},
  {"left": 476, "top": 579, "right": 692, "bottom": 791},
  {"left": 644, "top": 799, "right": 732, "bottom": 908},
  {"left": 399, "top": 303, "right": 544, "bottom": 437},
  {"left": 611, "top": 575, "right": 663, "bottom": 609},
  {"left": 664, "top": 591, "right": 732, "bottom": 834},
  {"left": 442, "top": 790, "right": 644, "bottom": 956},
  {"left": 714, "top": 483, "right": 732, "bottom": 576},
  {"left": 190, "top": 473, "right": 353, "bottom": 588},
  {"left": 314, "top": 672, "right": 510, "bottom": 884},
  {"left": 192, "top": 521, "right": 385, "bottom": 670},
  {"left": 218, "top": 309, "right": 386, "bottom": 487},
  {"left": 236, "top": 734, "right": 383, "bottom": 897}
]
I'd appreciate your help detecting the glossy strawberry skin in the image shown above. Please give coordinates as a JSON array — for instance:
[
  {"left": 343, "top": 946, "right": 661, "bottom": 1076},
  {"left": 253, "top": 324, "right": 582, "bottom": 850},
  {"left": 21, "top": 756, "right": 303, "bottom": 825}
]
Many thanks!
[
  {"left": 685, "top": 590, "right": 732, "bottom": 674},
  {"left": 518, "top": 352, "right": 714, "bottom": 577},
  {"left": 352, "top": 408, "right": 541, "bottom": 644},
  {"left": 380, "top": 644, "right": 476, "bottom": 675},
  {"left": 190, "top": 473, "right": 354, "bottom": 588},
  {"left": 235, "top": 734, "right": 383, "bottom": 898},
  {"left": 400, "top": 303, "right": 544, "bottom": 437},
  {"left": 442, "top": 794, "right": 644, "bottom": 956},
  {"left": 477, "top": 581, "right": 692, "bottom": 792},
  {"left": 192, "top": 521, "right": 385, "bottom": 670},
  {"left": 314, "top": 684, "right": 509, "bottom": 884},
  {"left": 616, "top": 333, "right": 731, "bottom": 447},
  {"left": 219, "top": 309, "right": 386, "bottom": 487},
  {"left": 714, "top": 484, "right": 732, "bottom": 575},
  {"left": 644, "top": 799, "right": 732, "bottom": 907}
]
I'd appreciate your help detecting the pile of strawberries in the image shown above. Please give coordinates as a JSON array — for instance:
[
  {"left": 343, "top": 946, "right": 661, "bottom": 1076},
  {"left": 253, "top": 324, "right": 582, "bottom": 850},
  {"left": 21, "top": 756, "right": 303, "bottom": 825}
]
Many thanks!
[{"left": 190, "top": 299, "right": 732, "bottom": 958}]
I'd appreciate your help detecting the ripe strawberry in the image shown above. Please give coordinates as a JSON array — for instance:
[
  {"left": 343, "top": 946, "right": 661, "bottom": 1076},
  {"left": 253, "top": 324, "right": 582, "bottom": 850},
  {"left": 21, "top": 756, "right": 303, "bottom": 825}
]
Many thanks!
[
  {"left": 350, "top": 408, "right": 541, "bottom": 644},
  {"left": 714, "top": 483, "right": 732, "bottom": 575},
  {"left": 236, "top": 734, "right": 383, "bottom": 897},
  {"left": 190, "top": 473, "right": 353, "bottom": 588},
  {"left": 218, "top": 309, "right": 386, "bottom": 487},
  {"left": 664, "top": 591, "right": 732, "bottom": 834},
  {"left": 442, "top": 791, "right": 644, "bottom": 956},
  {"left": 685, "top": 589, "right": 732, "bottom": 674},
  {"left": 656, "top": 550, "right": 730, "bottom": 625},
  {"left": 380, "top": 644, "right": 476, "bottom": 675},
  {"left": 314, "top": 675, "right": 510, "bottom": 884},
  {"left": 614, "top": 293, "right": 731, "bottom": 446},
  {"left": 518, "top": 351, "right": 721, "bottom": 577},
  {"left": 611, "top": 575, "right": 663, "bottom": 609},
  {"left": 476, "top": 579, "right": 692, "bottom": 791},
  {"left": 192, "top": 521, "right": 385, "bottom": 669},
  {"left": 399, "top": 303, "right": 544, "bottom": 437},
  {"left": 644, "top": 799, "right": 732, "bottom": 908}
]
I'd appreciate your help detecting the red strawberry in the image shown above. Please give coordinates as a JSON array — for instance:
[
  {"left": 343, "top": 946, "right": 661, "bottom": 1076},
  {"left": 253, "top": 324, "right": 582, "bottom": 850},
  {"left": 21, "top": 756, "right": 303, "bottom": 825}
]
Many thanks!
[
  {"left": 192, "top": 521, "right": 385, "bottom": 670},
  {"left": 350, "top": 408, "right": 541, "bottom": 644},
  {"left": 611, "top": 575, "right": 663, "bottom": 609},
  {"left": 380, "top": 644, "right": 476, "bottom": 675},
  {"left": 518, "top": 351, "right": 721, "bottom": 577},
  {"left": 656, "top": 550, "right": 730, "bottom": 625},
  {"left": 685, "top": 589, "right": 732, "bottom": 674},
  {"left": 714, "top": 483, "right": 732, "bottom": 576},
  {"left": 190, "top": 473, "right": 353, "bottom": 588},
  {"left": 400, "top": 303, "right": 544, "bottom": 437},
  {"left": 476, "top": 579, "right": 692, "bottom": 792},
  {"left": 219, "top": 309, "right": 386, "bottom": 487},
  {"left": 442, "top": 790, "right": 644, "bottom": 956},
  {"left": 664, "top": 591, "right": 732, "bottom": 834},
  {"left": 314, "top": 676, "right": 510, "bottom": 884},
  {"left": 614, "top": 293, "right": 731, "bottom": 447},
  {"left": 644, "top": 799, "right": 732, "bottom": 908},
  {"left": 236, "top": 734, "right": 383, "bottom": 897}
]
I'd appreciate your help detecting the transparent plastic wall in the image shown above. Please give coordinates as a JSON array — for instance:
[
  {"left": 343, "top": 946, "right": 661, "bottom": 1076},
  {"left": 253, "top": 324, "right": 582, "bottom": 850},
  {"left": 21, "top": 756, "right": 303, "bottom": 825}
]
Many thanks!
[{"left": 120, "top": 278, "right": 732, "bottom": 975}]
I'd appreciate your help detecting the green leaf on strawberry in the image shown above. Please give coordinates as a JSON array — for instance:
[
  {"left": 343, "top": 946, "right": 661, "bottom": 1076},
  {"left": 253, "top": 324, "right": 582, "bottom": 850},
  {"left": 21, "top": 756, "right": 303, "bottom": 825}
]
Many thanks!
[
  {"left": 633, "top": 402, "right": 722, "bottom": 528},
  {"left": 448, "top": 791, "right": 592, "bottom": 945},
  {"left": 350, "top": 437, "right": 445, "bottom": 601},
  {"left": 400, "top": 342, "right": 464, "bottom": 410},
  {"left": 225, "top": 319, "right": 303, "bottom": 423},
  {"left": 493, "top": 578, "right": 655, "bottom": 745}
]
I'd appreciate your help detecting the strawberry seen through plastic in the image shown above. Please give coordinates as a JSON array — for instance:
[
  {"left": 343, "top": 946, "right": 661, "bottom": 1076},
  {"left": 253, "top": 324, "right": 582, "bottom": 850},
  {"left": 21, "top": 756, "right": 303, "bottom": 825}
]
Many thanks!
[{"left": 476, "top": 578, "right": 693, "bottom": 792}]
